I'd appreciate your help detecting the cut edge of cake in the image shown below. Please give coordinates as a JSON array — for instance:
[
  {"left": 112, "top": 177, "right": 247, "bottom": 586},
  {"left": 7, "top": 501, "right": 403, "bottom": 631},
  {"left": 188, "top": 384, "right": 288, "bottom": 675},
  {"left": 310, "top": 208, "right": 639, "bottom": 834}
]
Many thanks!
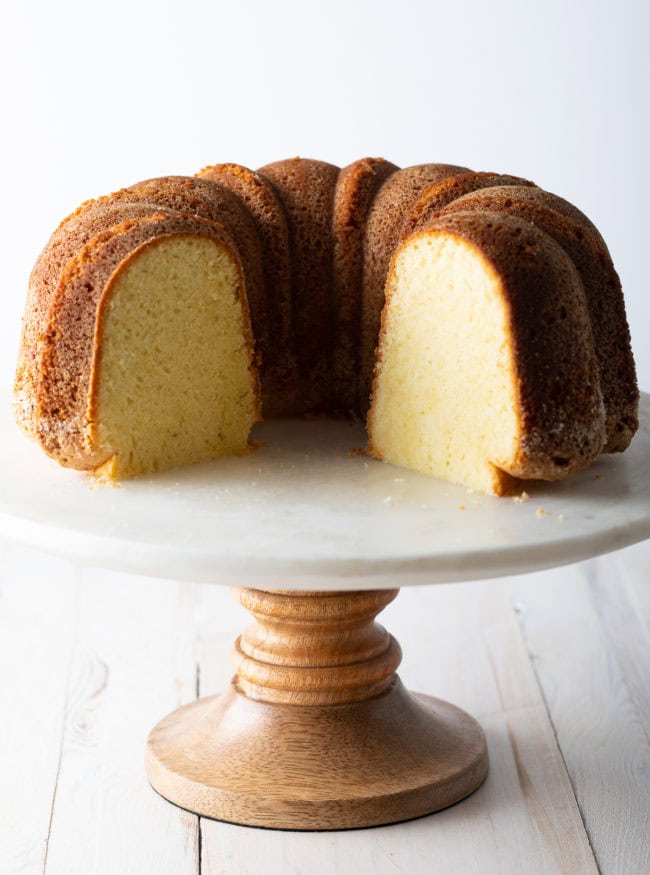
[{"left": 367, "top": 214, "right": 607, "bottom": 496}]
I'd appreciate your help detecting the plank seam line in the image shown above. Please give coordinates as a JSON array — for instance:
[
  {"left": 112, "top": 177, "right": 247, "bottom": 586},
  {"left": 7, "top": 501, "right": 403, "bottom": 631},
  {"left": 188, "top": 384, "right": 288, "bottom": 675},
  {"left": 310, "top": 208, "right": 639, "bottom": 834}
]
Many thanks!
[
  {"left": 474, "top": 702, "right": 554, "bottom": 721},
  {"left": 42, "top": 568, "right": 82, "bottom": 875},
  {"left": 510, "top": 586, "right": 603, "bottom": 875},
  {"left": 198, "top": 817, "right": 203, "bottom": 875},
  {"left": 588, "top": 560, "right": 650, "bottom": 750},
  {"left": 196, "top": 660, "right": 203, "bottom": 875}
]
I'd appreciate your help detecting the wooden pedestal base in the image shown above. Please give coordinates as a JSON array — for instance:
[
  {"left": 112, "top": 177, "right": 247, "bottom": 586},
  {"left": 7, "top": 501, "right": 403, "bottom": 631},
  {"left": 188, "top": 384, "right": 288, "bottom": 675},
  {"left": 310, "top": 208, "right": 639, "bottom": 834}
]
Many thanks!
[{"left": 145, "top": 588, "right": 488, "bottom": 830}]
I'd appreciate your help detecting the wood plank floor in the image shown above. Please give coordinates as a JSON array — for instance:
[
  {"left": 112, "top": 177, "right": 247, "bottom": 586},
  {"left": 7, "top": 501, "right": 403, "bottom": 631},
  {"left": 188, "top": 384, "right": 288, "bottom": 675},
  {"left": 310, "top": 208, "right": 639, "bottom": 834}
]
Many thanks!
[{"left": 0, "top": 540, "right": 647, "bottom": 874}]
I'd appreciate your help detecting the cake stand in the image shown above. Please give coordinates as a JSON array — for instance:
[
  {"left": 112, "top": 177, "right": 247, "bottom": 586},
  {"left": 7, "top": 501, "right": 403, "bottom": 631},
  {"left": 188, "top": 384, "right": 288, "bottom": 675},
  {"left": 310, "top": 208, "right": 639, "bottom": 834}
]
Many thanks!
[{"left": 1, "top": 394, "right": 649, "bottom": 830}]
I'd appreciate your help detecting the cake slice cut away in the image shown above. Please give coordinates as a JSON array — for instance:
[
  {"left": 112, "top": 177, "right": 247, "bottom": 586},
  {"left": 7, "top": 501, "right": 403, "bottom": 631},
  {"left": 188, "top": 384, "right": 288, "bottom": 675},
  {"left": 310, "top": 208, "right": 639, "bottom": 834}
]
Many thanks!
[
  {"left": 92, "top": 235, "right": 259, "bottom": 478},
  {"left": 367, "top": 214, "right": 606, "bottom": 495},
  {"left": 34, "top": 218, "right": 260, "bottom": 479}
]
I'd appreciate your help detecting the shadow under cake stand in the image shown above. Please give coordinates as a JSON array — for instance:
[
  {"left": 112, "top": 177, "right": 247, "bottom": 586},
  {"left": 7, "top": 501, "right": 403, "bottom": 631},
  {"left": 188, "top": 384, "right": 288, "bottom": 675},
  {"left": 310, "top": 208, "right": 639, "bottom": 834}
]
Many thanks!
[{"left": 1, "top": 394, "right": 649, "bottom": 830}]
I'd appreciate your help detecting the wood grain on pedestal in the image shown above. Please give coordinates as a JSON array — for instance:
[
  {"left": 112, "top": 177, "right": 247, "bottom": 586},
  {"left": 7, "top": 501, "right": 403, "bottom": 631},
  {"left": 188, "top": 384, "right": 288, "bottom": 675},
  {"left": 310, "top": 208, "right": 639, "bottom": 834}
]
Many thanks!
[
  {"left": 194, "top": 574, "right": 600, "bottom": 872},
  {"left": 146, "top": 588, "right": 488, "bottom": 829},
  {"left": 232, "top": 588, "right": 401, "bottom": 704}
]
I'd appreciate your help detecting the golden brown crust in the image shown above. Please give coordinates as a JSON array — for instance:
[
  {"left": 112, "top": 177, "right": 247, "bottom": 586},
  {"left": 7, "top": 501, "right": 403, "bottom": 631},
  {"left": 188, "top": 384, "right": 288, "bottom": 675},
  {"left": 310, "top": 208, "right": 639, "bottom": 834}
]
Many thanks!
[
  {"left": 359, "top": 163, "right": 471, "bottom": 413},
  {"left": 392, "top": 212, "right": 607, "bottom": 479},
  {"left": 496, "top": 185, "right": 608, "bottom": 249},
  {"left": 399, "top": 172, "right": 537, "bottom": 240},
  {"left": 15, "top": 177, "right": 265, "bottom": 435},
  {"left": 332, "top": 158, "right": 399, "bottom": 415},
  {"left": 36, "top": 213, "right": 258, "bottom": 469},
  {"left": 15, "top": 202, "right": 171, "bottom": 437},
  {"left": 258, "top": 158, "right": 340, "bottom": 413},
  {"left": 16, "top": 158, "right": 637, "bottom": 489},
  {"left": 436, "top": 186, "right": 638, "bottom": 452},
  {"left": 197, "top": 163, "right": 296, "bottom": 415}
]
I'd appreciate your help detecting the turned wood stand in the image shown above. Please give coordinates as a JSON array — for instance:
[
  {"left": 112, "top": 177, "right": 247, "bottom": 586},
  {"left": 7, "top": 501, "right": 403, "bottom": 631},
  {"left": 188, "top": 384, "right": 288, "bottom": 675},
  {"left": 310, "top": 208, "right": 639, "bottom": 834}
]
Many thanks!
[
  {"left": 1, "top": 398, "right": 648, "bottom": 831},
  {"left": 146, "top": 588, "right": 488, "bottom": 829}
]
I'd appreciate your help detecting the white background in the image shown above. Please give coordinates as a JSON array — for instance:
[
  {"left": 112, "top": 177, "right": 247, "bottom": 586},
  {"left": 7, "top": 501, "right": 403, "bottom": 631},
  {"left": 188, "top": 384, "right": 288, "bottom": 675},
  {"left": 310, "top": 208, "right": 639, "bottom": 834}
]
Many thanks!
[
  {"left": 0, "top": 7, "right": 648, "bottom": 870},
  {"left": 1, "top": 0, "right": 648, "bottom": 392}
]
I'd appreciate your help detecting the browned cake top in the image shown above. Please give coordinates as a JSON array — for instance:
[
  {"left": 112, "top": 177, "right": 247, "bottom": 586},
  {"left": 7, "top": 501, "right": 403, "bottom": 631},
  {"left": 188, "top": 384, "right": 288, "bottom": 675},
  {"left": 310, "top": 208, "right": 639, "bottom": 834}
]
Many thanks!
[
  {"left": 332, "top": 157, "right": 399, "bottom": 414},
  {"left": 400, "top": 171, "right": 537, "bottom": 240},
  {"left": 436, "top": 186, "right": 638, "bottom": 451},
  {"left": 198, "top": 163, "right": 295, "bottom": 415},
  {"left": 258, "top": 158, "right": 340, "bottom": 413},
  {"left": 414, "top": 210, "right": 607, "bottom": 477}
]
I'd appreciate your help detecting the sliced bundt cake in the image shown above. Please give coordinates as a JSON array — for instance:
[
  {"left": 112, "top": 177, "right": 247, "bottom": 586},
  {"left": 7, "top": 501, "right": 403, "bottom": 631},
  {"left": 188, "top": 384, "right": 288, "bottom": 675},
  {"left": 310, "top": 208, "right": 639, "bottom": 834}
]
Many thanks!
[{"left": 15, "top": 157, "right": 638, "bottom": 494}]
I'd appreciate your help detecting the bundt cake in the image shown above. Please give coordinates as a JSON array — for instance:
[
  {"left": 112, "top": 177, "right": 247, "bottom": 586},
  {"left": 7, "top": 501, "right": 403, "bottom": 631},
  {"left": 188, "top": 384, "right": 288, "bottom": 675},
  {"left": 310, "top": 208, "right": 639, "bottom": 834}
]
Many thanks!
[{"left": 14, "top": 157, "right": 639, "bottom": 495}]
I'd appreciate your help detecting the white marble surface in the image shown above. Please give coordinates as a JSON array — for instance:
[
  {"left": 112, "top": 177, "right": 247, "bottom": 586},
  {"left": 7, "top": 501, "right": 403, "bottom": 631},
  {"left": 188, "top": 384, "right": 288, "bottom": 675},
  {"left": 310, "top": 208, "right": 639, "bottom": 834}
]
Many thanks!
[
  {"left": 2, "top": 390, "right": 647, "bottom": 871},
  {"left": 1, "top": 395, "right": 649, "bottom": 588}
]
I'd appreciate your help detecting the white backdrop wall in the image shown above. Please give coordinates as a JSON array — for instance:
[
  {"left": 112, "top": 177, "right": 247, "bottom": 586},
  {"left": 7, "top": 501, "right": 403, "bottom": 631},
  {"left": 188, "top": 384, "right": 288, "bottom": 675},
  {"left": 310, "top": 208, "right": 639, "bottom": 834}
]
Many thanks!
[{"left": 1, "top": 0, "right": 648, "bottom": 392}]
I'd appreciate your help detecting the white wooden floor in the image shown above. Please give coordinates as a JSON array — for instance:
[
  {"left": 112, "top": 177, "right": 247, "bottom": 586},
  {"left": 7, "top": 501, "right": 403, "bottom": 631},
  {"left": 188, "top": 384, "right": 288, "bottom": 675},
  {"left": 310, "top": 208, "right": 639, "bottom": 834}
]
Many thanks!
[{"left": 0, "top": 540, "right": 648, "bottom": 875}]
